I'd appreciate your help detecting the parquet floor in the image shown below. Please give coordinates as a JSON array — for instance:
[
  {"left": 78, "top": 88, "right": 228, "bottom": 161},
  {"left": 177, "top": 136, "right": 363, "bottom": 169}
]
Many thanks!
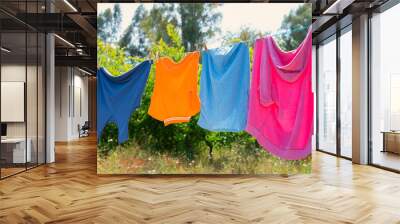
[{"left": 1, "top": 136, "right": 400, "bottom": 224}]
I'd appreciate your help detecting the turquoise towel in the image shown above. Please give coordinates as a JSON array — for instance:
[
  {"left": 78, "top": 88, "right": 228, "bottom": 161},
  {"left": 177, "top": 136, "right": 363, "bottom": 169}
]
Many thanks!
[{"left": 198, "top": 43, "right": 250, "bottom": 132}]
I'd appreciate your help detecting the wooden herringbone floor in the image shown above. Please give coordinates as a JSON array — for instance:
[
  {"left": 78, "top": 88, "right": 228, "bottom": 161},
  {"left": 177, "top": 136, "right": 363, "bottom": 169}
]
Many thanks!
[{"left": 1, "top": 136, "right": 400, "bottom": 224}]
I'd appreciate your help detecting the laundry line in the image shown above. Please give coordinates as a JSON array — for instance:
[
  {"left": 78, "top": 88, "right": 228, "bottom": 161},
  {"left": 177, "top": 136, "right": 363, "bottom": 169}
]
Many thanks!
[{"left": 98, "top": 25, "right": 310, "bottom": 70}]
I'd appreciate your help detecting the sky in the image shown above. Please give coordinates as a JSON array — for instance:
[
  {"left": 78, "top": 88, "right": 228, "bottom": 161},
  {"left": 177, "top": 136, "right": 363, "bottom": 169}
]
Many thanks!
[{"left": 98, "top": 3, "right": 303, "bottom": 48}]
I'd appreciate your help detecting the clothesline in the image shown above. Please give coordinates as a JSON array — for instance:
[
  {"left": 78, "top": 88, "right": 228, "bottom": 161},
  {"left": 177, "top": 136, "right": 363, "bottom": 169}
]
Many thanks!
[
  {"left": 270, "top": 26, "right": 309, "bottom": 37},
  {"left": 98, "top": 26, "right": 311, "bottom": 69}
]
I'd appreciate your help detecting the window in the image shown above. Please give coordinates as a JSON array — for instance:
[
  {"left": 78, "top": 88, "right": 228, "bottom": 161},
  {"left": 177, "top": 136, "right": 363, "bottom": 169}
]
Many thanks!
[
  {"left": 390, "top": 74, "right": 400, "bottom": 130},
  {"left": 339, "top": 28, "right": 352, "bottom": 158},
  {"left": 317, "top": 35, "right": 337, "bottom": 154},
  {"left": 371, "top": 3, "right": 400, "bottom": 171},
  {"left": 0, "top": 1, "right": 46, "bottom": 179}
]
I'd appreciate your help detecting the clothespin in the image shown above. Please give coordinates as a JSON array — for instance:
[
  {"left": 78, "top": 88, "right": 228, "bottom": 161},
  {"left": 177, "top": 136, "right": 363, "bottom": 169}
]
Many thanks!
[
  {"left": 144, "top": 55, "right": 149, "bottom": 64},
  {"left": 257, "top": 32, "right": 263, "bottom": 40},
  {"left": 151, "top": 51, "right": 158, "bottom": 62},
  {"left": 155, "top": 51, "right": 160, "bottom": 60}
]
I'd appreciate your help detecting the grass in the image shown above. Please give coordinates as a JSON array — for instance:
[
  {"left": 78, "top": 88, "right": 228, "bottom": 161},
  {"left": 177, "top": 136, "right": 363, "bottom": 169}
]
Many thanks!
[{"left": 97, "top": 141, "right": 311, "bottom": 175}]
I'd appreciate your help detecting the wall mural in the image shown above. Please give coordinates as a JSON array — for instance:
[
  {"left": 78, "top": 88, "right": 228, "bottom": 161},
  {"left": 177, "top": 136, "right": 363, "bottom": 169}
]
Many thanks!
[{"left": 97, "top": 3, "right": 313, "bottom": 174}]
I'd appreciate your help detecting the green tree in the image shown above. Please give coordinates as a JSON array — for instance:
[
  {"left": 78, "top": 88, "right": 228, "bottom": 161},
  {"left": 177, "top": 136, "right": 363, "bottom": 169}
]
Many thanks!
[
  {"left": 119, "top": 3, "right": 221, "bottom": 54},
  {"left": 140, "top": 4, "right": 179, "bottom": 46},
  {"left": 120, "top": 4, "right": 177, "bottom": 56},
  {"left": 222, "top": 26, "right": 261, "bottom": 47},
  {"left": 97, "top": 39, "right": 141, "bottom": 76},
  {"left": 277, "top": 4, "right": 312, "bottom": 51},
  {"left": 97, "top": 4, "right": 122, "bottom": 44},
  {"left": 119, "top": 4, "right": 149, "bottom": 57},
  {"left": 178, "top": 3, "right": 222, "bottom": 51}
]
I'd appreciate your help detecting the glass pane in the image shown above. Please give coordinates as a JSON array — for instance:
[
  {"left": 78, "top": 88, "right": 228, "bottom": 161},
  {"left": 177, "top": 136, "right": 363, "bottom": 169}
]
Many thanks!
[
  {"left": 38, "top": 32, "right": 45, "bottom": 165},
  {"left": 73, "top": 69, "right": 88, "bottom": 139},
  {"left": 0, "top": 1, "right": 46, "bottom": 178},
  {"left": 312, "top": 46, "right": 317, "bottom": 151},
  {"left": 318, "top": 36, "right": 337, "bottom": 154},
  {"left": 27, "top": 31, "right": 38, "bottom": 169},
  {"left": 26, "top": 0, "right": 40, "bottom": 169},
  {"left": 371, "top": 4, "right": 400, "bottom": 171},
  {"left": 1, "top": 31, "right": 27, "bottom": 177},
  {"left": 340, "top": 29, "right": 352, "bottom": 158}
]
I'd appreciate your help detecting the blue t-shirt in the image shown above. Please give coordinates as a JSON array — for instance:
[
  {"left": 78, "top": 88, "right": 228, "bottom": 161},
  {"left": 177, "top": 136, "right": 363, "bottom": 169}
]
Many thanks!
[
  {"left": 198, "top": 43, "right": 250, "bottom": 132},
  {"left": 97, "top": 60, "right": 152, "bottom": 143}
]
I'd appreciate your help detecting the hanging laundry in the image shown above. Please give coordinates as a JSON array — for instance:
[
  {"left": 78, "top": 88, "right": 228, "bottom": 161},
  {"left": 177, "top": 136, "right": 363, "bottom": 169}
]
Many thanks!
[
  {"left": 97, "top": 60, "right": 152, "bottom": 144},
  {"left": 198, "top": 42, "right": 250, "bottom": 132},
  {"left": 246, "top": 28, "right": 313, "bottom": 160},
  {"left": 148, "top": 52, "right": 201, "bottom": 125}
]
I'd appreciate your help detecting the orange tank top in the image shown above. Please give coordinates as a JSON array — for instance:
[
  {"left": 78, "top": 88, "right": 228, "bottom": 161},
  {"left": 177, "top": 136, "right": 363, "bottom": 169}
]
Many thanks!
[{"left": 148, "top": 52, "right": 201, "bottom": 125}]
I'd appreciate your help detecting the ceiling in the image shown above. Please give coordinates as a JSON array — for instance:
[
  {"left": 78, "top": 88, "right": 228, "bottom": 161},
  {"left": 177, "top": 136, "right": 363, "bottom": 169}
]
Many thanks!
[{"left": 1, "top": 0, "right": 97, "bottom": 73}]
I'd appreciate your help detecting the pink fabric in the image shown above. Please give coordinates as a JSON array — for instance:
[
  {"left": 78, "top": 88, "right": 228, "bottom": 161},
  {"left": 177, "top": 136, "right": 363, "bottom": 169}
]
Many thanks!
[{"left": 246, "top": 28, "right": 313, "bottom": 160}]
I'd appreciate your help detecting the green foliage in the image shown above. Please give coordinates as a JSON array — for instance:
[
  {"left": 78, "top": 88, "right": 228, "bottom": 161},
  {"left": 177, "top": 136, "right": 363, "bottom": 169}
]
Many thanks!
[
  {"left": 97, "top": 3, "right": 122, "bottom": 44},
  {"left": 149, "top": 24, "right": 186, "bottom": 61},
  {"left": 119, "top": 4, "right": 149, "bottom": 57},
  {"left": 98, "top": 141, "right": 311, "bottom": 174},
  {"left": 222, "top": 26, "right": 266, "bottom": 67},
  {"left": 118, "top": 3, "right": 221, "bottom": 55},
  {"left": 178, "top": 3, "right": 222, "bottom": 51},
  {"left": 119, "top": 4, "right": 179, "bottom": 56},
  {"left": 277, "top": 4, "right": 312, "bottom": 51},
  {"left": 97, "top": 122, "right": 119, "bottom": 157},
  {"left": 222, "top": 26, "right": 266, "bottom": 48},
  {"left": 141, "top": 4, "right": 179, "bottom": 47},
  {"left": 97, "top": 39, "right": 143, "bottom": 76}
]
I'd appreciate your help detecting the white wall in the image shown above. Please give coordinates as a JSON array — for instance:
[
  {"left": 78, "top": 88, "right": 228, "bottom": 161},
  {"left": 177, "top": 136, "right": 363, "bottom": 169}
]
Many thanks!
[
  {"left": 71, "top": 72, "right": 89, "bottom": 138},
  {"left": 55, "top": 66, "right": 69, "bottom": 141},
  {"left": 1, "top": 65, "right": 38, "bottom": 138},
  {"left": 1, "top": 65, "right": 26, "bottom": 139},
  {"left": 54, "top": 66, "right": 89, "bottom": 141}
]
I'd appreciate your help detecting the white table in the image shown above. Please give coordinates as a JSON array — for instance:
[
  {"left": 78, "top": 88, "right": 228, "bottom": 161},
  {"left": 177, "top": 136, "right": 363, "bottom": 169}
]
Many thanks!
[{"left": 1, "top": 138, "right": 31, "bottom": 163}]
